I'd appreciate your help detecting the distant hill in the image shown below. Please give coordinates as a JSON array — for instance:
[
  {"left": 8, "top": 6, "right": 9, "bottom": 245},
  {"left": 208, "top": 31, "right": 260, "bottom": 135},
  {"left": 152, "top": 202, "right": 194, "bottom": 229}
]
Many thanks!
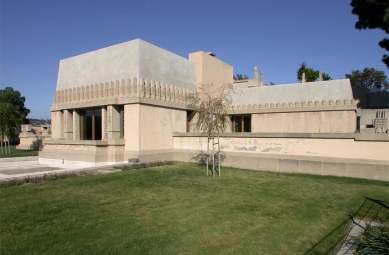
[{"left": 28, "top": 118, "right": 51, "bottom": 126}]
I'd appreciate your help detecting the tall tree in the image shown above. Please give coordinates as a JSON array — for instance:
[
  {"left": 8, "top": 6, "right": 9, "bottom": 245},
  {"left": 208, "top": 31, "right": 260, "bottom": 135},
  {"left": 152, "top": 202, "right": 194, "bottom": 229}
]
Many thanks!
[
  {"left": 345, "top": 67, "right": 389, "bottom": 90},
  {"left": 0, "top": 87, "right": 30, "bottom": 154},
  {"left": 233, "top": 74, "right": 249, "bottom": 80},
  {"left": 297, "top": 62, "right": 331, "bottom": 82},
  {"left": 0, "top": 87, "right": 30, "bottom": 124},
  {"left": 351, "top": 0, "right": 389, "bottom": 69},
  {"left": 0, "top": 102, "right": 23, "bottom": 154}
]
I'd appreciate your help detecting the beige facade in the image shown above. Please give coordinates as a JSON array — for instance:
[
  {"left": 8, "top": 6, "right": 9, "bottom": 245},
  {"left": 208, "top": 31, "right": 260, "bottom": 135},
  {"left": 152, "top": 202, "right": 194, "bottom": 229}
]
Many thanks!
[
  {"left": 173, "top": 133, "right": 389, "bottom": 181},
  {"left": 189, "top": 51, "right": 233, "bottom": 91},
  {"left": 251, "top": 110, "right": 357, "bottom": 133},
  {"left": 40, "top": 39, "right": 388, "bottom": 181}
]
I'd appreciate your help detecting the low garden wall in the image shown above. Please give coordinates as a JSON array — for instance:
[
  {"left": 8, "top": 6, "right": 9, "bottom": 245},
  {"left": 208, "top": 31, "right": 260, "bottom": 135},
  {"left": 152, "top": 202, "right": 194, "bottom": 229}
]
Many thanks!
[{"left": 173, "top": 133, "right": 389, "bottom": 181}]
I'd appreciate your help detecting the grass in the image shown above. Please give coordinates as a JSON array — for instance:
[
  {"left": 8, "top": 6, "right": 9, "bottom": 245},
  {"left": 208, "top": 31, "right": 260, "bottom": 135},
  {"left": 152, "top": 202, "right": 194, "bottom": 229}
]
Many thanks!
[
  {"left": 0, "top": 162, "right": 388, "bottom": 254},
  {"left": 0, "top": 145, "right": 38, "bottom": 158}
]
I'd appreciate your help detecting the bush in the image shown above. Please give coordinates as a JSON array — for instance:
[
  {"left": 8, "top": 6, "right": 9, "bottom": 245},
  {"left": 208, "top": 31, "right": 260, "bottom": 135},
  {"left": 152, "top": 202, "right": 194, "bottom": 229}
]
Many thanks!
[
  {"left": 115, "top": 160, "right": 174, "bottom": 171},
  {"left": 352, "top": 224, "right": 389, "bottom": 254},
  {"left": 0, "top": 171, "right": 90, "bottom": 188}
]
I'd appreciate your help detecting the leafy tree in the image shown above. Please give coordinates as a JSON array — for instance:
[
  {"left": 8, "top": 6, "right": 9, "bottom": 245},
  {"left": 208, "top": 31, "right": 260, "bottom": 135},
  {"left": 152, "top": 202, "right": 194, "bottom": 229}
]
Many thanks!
[
  {"left": 0, "top": 102, "right": 23, "bottom": 154},
  {"left": 233, "top": 74, "right": 249, "bottom": 80},
  {"left": 351, "top": 0, "right": 389, "bottom": 69},
  {"left": 0, "top": 87, "right": 30, "bottom": 154},
  {"left": 345, "top": 67, "right": 389, "bottom": 90},
  {"left": 297, "top": 62, "right": 331, "bottom": 82},
  {"left": 0, "top": 87, "right": 30, "bottom": 124}
]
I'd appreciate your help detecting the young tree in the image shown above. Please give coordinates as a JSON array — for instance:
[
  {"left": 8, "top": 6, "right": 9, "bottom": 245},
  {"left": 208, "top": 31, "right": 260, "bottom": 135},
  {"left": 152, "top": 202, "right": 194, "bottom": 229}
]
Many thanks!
[
  {"left": 297, "top": 62, "right": 331, "bottom": 82},
  {"left": 186, "top": 83, "right": 235, "bottom": 177},
  {"left": 345, "top": 67, "right": 389, "bottom": 90},
  {"left": 351, "top": 0, "right": 389, "bottom": 69}
]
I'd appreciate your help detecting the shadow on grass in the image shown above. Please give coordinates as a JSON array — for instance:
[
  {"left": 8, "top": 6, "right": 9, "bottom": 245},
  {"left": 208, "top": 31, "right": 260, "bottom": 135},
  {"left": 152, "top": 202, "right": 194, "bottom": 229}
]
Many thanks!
[
  {"left": 304, "top": 197, "right": 389, "bottom": 255},
  {"left": 189, "top": 152, "right": 226, "bottom": 164}
]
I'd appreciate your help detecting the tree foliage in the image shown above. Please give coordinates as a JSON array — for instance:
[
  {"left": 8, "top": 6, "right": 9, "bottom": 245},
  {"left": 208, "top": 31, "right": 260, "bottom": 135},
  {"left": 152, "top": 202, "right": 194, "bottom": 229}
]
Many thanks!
[
  {"left": 0, "top": 87, "right": 30, "bottom": 154},
  {"left": 186, "top": 83, "right": 236, "bottom": 177},
  {"left": 186, "top": 84, "right": 234, "bottom": 137},
  {"left": 351, "top": 0, "right": 389, "bottom": 69},
  {"left": 233, "top": 74, "right": 249, "bottom": 80},
  {"left": 345, "top": 67, "right": 389, "bottom": 90},
  {"left": 0, "top": 87, "right": 30, "bottom": 124},
  {"left": 297, "top": 62, "right": 331, "bottom": 82},
  {"left": 0, "top": 102, "right": 23, "bottom": 154}
]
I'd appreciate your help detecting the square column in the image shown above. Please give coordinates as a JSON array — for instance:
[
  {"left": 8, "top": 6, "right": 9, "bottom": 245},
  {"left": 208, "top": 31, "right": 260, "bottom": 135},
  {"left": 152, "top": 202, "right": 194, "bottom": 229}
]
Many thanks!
[
  {"left": 102, "top": 107, "right": 107, "bottom": 140},
  {"left": 107, "top": 105, "right": 121, "bottom": 139},
  {"left": 63, "top": 109, "right": 73, "bottom": 140},
  {"left": 73, "top": 110, "right": 80, "bottom": 140},
  {"left": 51, "top": 111, "right": 63, "bottom": 139}
]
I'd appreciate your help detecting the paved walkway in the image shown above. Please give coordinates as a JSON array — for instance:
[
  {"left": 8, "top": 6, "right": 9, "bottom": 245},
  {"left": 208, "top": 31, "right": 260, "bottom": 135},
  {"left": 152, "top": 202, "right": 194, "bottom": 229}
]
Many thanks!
[
  {"left": 336, "top": 219, "right": 366, "bottom": 255},
  {"left": 0, "top": 157, "right": 119, "bottom": 180}
]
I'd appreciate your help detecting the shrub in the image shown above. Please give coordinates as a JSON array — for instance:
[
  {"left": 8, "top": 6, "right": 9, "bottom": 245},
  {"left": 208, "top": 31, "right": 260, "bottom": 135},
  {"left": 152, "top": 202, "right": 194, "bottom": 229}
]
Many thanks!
[
  {"left": 115, "top": 160, "right": 174, "bottom": 171},
  {"left": 352, "top": 223, "right": 389, "bottom": 254},
  {"left": 0, "top": 171, "right": 90, "bottom": 188}
]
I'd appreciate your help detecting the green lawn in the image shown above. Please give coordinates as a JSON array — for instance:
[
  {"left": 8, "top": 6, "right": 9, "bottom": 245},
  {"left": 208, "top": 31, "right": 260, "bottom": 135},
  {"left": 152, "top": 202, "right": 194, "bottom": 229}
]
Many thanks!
[
  {"left": 0, "top": 163, "right": 388, "bottom": 254},
  {"left": 0, "top": 145, "right": 38, "bottom": 158}
]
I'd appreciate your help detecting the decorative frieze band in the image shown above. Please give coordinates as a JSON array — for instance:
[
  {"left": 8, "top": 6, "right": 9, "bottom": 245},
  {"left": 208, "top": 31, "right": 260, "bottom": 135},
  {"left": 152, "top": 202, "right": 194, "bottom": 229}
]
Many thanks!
[
  {"left": 230, "top": 99, "right": 357, "bottom": 110},
  {"left": 53, "top": 77, "right": 192, "bottom": 106}
]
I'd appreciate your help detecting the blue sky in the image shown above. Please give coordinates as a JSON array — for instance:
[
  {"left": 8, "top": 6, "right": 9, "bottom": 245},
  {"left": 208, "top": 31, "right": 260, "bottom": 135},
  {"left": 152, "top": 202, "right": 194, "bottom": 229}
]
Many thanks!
[{"left": 1, "top": 0, "right": 388, "bottom": 119}]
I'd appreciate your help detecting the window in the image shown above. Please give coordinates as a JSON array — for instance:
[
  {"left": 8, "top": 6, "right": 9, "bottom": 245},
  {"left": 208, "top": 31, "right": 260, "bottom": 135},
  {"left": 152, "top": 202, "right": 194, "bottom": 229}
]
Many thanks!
[
  {"left": 80, "top": 109, "right": 102, "bottom": 140},
  {"left": 186, "top": 110, "right": 195, "bottom": 132},
  {"left": 233, "top": 115, "right": 251, "bottom": 132}
]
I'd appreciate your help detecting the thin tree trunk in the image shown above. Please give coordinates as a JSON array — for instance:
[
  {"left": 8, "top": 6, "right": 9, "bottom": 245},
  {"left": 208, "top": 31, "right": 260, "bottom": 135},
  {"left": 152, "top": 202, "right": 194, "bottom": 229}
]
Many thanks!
[
  {"left": 4, "top": 136, "right": 7, "bottom": 154},
  {"left": 212, "top": 134, "right": 215, "bottom": 177},
  {"left": 218, "top": 130, "right": 220, "bottom": 177},
  {"left": 7, "top": 137, "right": 10, "bottom": 154},
  {"left": 0, "top": 135, "right": 3, "bottom": 155},
  {"left": 206, "top": 136, "right": 209, "bottom": 176}
]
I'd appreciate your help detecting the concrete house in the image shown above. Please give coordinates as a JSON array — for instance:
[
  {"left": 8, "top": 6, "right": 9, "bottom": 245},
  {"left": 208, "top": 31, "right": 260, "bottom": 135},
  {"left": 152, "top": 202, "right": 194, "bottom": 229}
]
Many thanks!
[
  {"left": 39, "top": 39, "right": 389, "bottom": 181},
  {"left": 40, "top": 39, "right": 232, "bottom": 167}
]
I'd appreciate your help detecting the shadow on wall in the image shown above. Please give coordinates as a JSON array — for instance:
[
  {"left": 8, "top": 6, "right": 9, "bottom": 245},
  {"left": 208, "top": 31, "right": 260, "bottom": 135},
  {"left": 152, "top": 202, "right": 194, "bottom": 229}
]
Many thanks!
[
  {"left": 368, "top": 91, "right": 389, "bottom": 109},
  {"left": 304, "top": 197, "right": 389, "bottom": 255},
  {"left": 30, "top": 139, "right": 43, "bottom": 151},
  {"left": 352, "top": 88, "right": 389, "bottom": 109},
  {"left": 190, "top": 152, "right": 226, "bottom": 164}
]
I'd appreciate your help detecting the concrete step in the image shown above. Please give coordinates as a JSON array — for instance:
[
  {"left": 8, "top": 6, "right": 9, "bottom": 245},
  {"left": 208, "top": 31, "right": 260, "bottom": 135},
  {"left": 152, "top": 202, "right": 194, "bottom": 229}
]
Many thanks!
[{"left": 0, "top": 156, "right": 38, "bottom": 163}]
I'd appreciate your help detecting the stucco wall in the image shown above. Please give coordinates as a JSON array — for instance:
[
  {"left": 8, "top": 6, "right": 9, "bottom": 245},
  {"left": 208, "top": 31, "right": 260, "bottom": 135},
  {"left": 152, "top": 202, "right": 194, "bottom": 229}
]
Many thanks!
[
  {"left": 51, "top": 111, "right": 63, "bottom": 139},
  {"left": 124, "top": 104, "right": 140, "bottom": 152},
  {"left": 189, "top": 51, "right": 233, "bottom": 89},
  {"left": 360, "top": 109, "right": 388, "bottom": 126},
  {"left": 40, "top": 140, "right": 125, "bottom": 168},
  {"left": 138, "top": 104, "right": 186, "bottom": 152},
  {"left": 56, "top": 39, "right": 197, "bottom": 91},
  {"left": 139, "top": 41, "right": 196, "bottom": 91},
  {"left": 173, "top": 135, "right": 389, "bottom": 162},
  {"left": 251, "top": 111, "right": 357, "bottom": 133},
  {"left": 230, "top": 79, "right": 354, "bottom": 106},
  {"left": 56, "top": 40, "right": 139, "bottom": 91}
]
